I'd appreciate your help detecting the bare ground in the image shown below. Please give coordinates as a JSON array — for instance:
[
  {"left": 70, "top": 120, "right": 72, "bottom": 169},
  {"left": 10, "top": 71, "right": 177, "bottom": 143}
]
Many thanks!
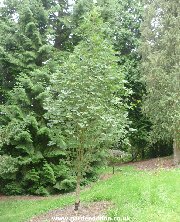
[
  {"left": 28, "top": 201, "right": 112, "bottom": 222},
  {"left": 116, "top": 156, "right": 178, "bottom": 171}
]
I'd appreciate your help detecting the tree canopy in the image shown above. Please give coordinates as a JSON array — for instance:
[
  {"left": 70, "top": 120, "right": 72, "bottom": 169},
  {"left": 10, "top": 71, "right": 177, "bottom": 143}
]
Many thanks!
[
  {"left": 140, "top": 0, "right": 180, "bottom": 164},
  {"left": 0, "top": 0, "right": 178, "bottom": 197}
]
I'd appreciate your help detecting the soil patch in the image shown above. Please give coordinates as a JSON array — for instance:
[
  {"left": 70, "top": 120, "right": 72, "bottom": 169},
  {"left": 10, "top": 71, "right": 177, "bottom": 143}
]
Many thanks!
[
  {"left": 115, "top": 156, "right": 179, "bottom": 171},
  {"left": 99, "top": 173, "right": 113, "bottom": 181},
  {"left": 28, "top": 201, "right": 112, "bottom": 222}
]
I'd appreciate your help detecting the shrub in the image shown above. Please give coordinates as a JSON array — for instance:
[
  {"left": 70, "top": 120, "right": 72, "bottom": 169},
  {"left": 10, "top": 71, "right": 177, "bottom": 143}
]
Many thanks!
[{"left": 2, "top": 182, "right": 24, "bottom": 195}]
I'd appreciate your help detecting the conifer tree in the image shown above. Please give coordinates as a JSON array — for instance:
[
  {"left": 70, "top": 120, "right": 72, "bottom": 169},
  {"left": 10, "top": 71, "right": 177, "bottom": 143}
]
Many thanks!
[
  {"left": 141, "top": 0, "right": 180, "bottom": 164},
  {"left": 0, "top": 0, "right": 75, "bottom": 195}
]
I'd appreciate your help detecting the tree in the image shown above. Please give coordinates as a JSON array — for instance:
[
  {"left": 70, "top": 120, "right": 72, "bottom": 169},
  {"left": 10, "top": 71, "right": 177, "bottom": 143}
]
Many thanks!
[
  {"left": 41, "top": 0, "right": 74, "bottom": 51},
  {"left": 72, "top": 0, "right": 151, "bottom": 159},
  {"left": 0, "top": 0, "right": 73, "bottom": 105},
  {"left": 44, "top": 8, "right": 129, "bottom": 210},
  {"left": 0, "top": 0, "right": 24, "bottom": 104},
  {"left": 0, "top": 0, "right": 75, "bottom": 195},
  {"left": 140, "top": 0, "right": 180, "bottom": 164}
]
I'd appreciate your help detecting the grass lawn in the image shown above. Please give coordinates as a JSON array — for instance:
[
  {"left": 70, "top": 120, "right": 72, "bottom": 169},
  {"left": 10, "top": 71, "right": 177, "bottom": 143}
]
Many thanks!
[{"left": 0, "top": 166, "right": 180, "bottom": 222}]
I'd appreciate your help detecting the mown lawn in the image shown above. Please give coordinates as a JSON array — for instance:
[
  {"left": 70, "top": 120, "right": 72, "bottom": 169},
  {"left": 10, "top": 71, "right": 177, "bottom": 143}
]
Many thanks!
[{"left": 0, "top": 166, "right": 180, "bottom": 222}]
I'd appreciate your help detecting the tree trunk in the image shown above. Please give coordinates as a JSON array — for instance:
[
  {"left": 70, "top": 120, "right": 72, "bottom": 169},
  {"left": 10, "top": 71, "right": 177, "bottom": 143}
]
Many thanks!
[
  {"left": 74, "top": 171, "right": 81, "bottom": 211},
  {"left": 173, "top": 137, "right": 180, "bottom": 165}
]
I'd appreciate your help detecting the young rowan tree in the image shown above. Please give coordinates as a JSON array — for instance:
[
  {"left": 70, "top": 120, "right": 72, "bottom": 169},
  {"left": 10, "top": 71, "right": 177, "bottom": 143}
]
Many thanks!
[
  {"left": 72, "top": 0, "right": 151, "bottom": 159},
  {"left": 44, "top": 8, "right": 129, "bottom": 210}
]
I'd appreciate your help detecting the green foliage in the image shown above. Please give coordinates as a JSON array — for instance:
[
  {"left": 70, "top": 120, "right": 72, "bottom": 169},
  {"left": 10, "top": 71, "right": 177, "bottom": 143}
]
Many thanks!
[
  {"left": 34, "top": 186, "right": 49, "bottom": 196},
  {"left": 51, "top": 161, "right": 70, "bottom": 179},
  {"left": 42, "top": 162, "right": 56, "bottom": 184},
  {"left": 2, "top": 182, "right": 24, "bottom": 195},
  {"left": 44, "top": 7, "right": 130, "bottom": 205},
  {"left": 146, "top": 141, "right": 173, "bottom": 159},
  {"left": 141, "top": 0, "right": 180, "bottom": 140},
  {"left": 0, "top": 0, "right": 77, "bottom": 195},
  {"left": 140, "top": 0, "right": 180, "bottom": 158},
  {"left": 72, "top": 0, "right": 152, "bottom": 158},
  {"left": 54, "top": 178, "right": 76, "bottom": 192},
  {"left": 24, "top": 168, "right": 40, "bottom": 183},
  {"left": 0, "top": 155, "right": 18, "bottom": 176},
  {"left": 1, "top": 0, "right": 176, "bottom": 197},
  {"left": 44, "top": 8, "right": 129, "bottom": 184},
  {"left": 108, "top": 154, "right": 132, "bottom": 166},
  {"left": 101, "top": 0, "right": 150, "bottom": 157}
]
